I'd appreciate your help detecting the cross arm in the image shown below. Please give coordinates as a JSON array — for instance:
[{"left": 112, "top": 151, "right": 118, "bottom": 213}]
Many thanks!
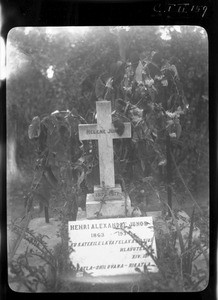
[{"left": 78, "top": 124, "right": 98, "bottom": 140}]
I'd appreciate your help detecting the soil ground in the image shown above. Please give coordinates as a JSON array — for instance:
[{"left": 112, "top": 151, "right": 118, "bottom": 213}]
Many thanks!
[{"left": 6, "top": 169, "right": 209, "bottom": 292}]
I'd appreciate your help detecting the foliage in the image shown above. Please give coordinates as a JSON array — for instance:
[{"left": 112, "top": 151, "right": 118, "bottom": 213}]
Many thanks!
[
  {"left": 8, "top": 219, "right": 79, "bottom": 292},
  {"left": 7, "top": 26, "right": 208, "bottom": 200},
  {"left": 126, "top": 208, "right": 209, "bottom": 292},
  {"left": 26, "top": 56, "right": 187, "bottom": 218}
]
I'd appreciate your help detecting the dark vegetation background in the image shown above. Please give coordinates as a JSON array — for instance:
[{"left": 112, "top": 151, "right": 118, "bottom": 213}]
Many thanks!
[
  {"left": 5, "top": 25, "right": 211, "bottom": 293},
  {"left": 7, "top": 26, "right": 208, "bottom": 220}
]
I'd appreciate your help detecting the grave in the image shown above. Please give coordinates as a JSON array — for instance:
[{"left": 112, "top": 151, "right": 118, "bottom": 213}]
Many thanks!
[
  {"left": 68, "top": 100, "right": 159, "bottom": 280},
  {"left": 78, "top": 100, "right": 132, "bottom": 218}
]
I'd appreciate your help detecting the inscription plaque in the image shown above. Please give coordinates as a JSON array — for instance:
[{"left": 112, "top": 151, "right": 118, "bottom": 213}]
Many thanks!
[{"left": 69, "top": 216, "right": 158, "bottom": 277}]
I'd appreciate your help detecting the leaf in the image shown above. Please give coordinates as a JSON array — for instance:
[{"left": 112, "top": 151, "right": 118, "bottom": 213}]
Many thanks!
[
  {"left": 135, "top": 61, "right": 143, "bottom": 83},
  {"left": 28, "top": 116, "right": 41, "bottom": 139},
  {"left": 135, "top": 267, "right": 141, "bottom": 273},
  {"left": 132, "top": 130, "right": 139, "bottom": 143},
  {"left": 176, "top": 122, "right": 182, "bottom": 139},
  {"left": 129, "top": 107, "right": 143, "bottom": 123},
  {"left": 141, "top": 121, "right": 150, "bottom": 138},
  {"left": 170, "top": 64, "right": 179, "bottom": 79},
  {"left": 170, "top": 209, "right": 186, "bottom": 254},
  {"left": 41, "top": 116, "right": 55, "bottom": 135},
  {"left": 104, "top": 87, "right": 114, "bottom": 101},
  {"left": 142, "top": 176, "right": 153, "bottom": 183},
  {"left": 167, "top": 94, "right": 174, "bottom": 108},
  {"left": 148, "top": 87, "right": 156, "bottom": 101},
  {"left": 45, "top": 166, "right": 59, "bottom": 188},
  {"left": 166, "top": 120, "right": 174, "bottom": 128},
  {"left": 77, "top": 169, "right": 85, "bottom": 188},
  {"left": 140, "top": 159, "right": 145, "bottom": 171},
  {"left": 71, "top": 108, "right": 79, "bottom": 116},
  {"left": 113, "top": 119, "right": 125, "bottom": 136},
  {"left": 51, "top": 110, "right": 60, "bottom": 115},
  {"left": 95, "top": 77, "right": 105, "bottom": 99},
  {"left": 131, "top": 284, "right": 139, "bottom": 292},
  {"left": 105, "top": 77, "right": 113, "bottom": 88},
  {"left": 162, "top": 79, "right": 168, "bottom": 87},
  {"left": 187, "top": 206, "right": 195, "bottom": 251},
  {"left": 166, "top": 111, "right": 176, "bottom": 118}
]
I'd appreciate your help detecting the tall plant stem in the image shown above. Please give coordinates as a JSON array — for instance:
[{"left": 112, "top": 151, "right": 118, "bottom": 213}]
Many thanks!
[
  {"left": 9, "top": 209, "right": 32, "bottom": 262},
  {"left": 170, "top": 151, "right": 208, "bottom": 225},
  {"left": 166, "top": 135, "right": 172, "bottom": 215}
]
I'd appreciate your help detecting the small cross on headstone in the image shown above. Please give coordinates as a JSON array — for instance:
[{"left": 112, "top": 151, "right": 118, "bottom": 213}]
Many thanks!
[{"left": 78, "top": 100, "right": 131, "bottom": 188}]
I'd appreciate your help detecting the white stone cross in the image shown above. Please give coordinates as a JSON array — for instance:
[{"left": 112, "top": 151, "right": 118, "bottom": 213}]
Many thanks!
[{"left": 78, "top": 100, "right": 131, "bottom": 188}]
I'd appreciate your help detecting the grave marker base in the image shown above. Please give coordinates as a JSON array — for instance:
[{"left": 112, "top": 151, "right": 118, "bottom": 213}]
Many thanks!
[
  {"left": 94, "top": 184, "right": 123, "bottom": 200},
  {"left": 86, "top": 193, "right": 132, "bottom": 219}
]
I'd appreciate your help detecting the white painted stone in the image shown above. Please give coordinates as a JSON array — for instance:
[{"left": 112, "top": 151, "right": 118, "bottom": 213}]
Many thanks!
[
  {"left": 78, "top": 100, "right": 131, "bottom": 189},
  {"left": 86, "top": 193, "right": 131, "bottom": 219},
  {"left": 68, "top": 216, "right": 158, "bottom": 277},
  {"left": 94, "top": 184, "right": 122, "bottom": 200}
]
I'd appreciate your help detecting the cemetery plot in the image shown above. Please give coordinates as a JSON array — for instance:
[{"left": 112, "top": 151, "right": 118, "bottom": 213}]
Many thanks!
[{"left": 69, "top": 216, "right": 158, "bottom": 277}]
